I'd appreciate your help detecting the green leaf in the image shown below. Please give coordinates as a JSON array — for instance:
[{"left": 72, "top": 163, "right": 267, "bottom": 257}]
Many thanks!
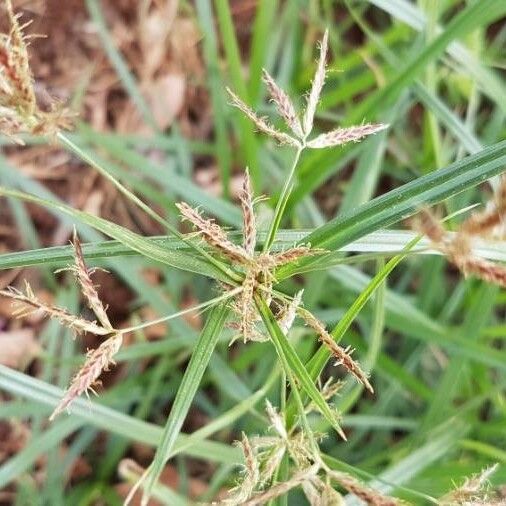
[
  {"left": 282, "top": 140, "right": 506, "bottom": 277},
  {"left": 142, "top": 303, "right": 230, "bottom": 504}
]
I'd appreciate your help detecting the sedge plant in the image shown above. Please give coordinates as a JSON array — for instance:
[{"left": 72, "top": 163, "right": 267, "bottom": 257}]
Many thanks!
[{"left": 1, "top": 1, "right": 506, "bottom": 504}]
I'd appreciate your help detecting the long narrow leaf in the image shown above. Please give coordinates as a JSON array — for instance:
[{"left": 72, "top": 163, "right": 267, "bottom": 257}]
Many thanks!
[{"left": 142, "top": 304, "right": 230, "bottom": 504}]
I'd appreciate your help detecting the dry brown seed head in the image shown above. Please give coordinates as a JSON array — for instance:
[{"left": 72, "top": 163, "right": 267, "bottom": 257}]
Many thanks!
[
  {"left": 71, "top": 230, "right": 112, "bottom": 330},
  {"left": 272, "top": 245, "right": 324, "bottom": 267},
  {"left": 262, "top": 69, "right": 303, "bottom": 138},
  {"left": 49, "top": 333, "right": 123, "bottom": 420},
  {"left": 327, "top": 470, "right": 400, "bottom": 506},
  {"left": 0, "top": 283, "right": 109, "bottom": 337},
  {"left": 303, "top": 29, "right": 329, "bottom": 137},
  {"left": 460, "top": 180, "right": 506, "bottom": 237},
  {"left": 227, "top": 87, "right": 300, "bottom": 147},
  {"left": 0, "top": 0, "right": 73, "bottom": 140},
  {"left": 413, "top": 208, "right": 446, "bottom": 244},
  {"left": 241, "top": 168, "right": 257, "bottom": 256},
  {"left": 176, "top": 202, "right": 249, "bottom": 264},
  {"left": 301, "top": 310, "right": 374, "bottom": 393},
  {"left": 453, "top": 255, "right": 506, "bottom": 287},
  {"left": 459, "top": 206, "right": 503, "bottom": 237},
  {"left": 307, "top": 123, "right": 388, "bottom": 149}
]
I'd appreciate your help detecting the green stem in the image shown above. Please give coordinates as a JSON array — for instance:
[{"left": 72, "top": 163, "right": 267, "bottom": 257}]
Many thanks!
[
  {"left": 118, "top": 287, "right": 242, "bottom": 335},
  {"left": 263, "top": 146, "right": 304, "bottom": 252}
]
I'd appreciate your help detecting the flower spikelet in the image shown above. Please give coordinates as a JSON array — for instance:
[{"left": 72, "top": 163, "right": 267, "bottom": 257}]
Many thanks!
[
  {"left": 307, "top": 123, "right": 389, "bottom": 149},
  {"left": 416, "top": 207, "right": 506, "bottom": 288},
  {"left": 49, "top": 333, "right": 123, "bottom": 420},
  {"left": 300, "top": 309, "right": 373, "bottom": 393},
  {"left": 241, "top": 168, "right": 257, "bottom": 256},
  {"left": 327, "top": 470, "right": 401, "bottom": 506},
  {"left": 262, "top": 69, "right": 303, "bottom": 138},
  {"left": 176, "top": 202, "right": 249, "bottom": 264},
  {"left": 0, "top": 282, "right": 109, "bottom": 337},
  {"left": 303, "top": 29, "right": 328, "bottom": 136},
  {"left": 227, "top": 87, "right": 299, "bottom": 147},
  {"left": 227, "top": 30, "right": 386, "bottom": 150},
  {"left": 0, "top": 0, "right": 72, "bottom": 141},
  {"left": 69, "top": 229, "right": 112, "bottom": 330}
]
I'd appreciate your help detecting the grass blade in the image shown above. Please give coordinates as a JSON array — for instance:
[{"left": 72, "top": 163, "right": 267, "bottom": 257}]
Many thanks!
[
  {"left": 142, "top": 303, "right": 229, "bottom": 504},
  {"left": 285, "top": 140, "right": 506, "bottom": 272}
]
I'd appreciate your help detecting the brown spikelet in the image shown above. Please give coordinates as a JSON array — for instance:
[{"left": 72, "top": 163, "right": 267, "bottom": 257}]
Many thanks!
[
  {"left": 454, "top": 256, "right": 506, "bottom": 287},
  {"left": 277, "top": 290, "right": 303, "bottom": 334},
  {"left": 71, "top": 230, "right": 112, "bottom": 330},
  {"left": 307, "top": 123, "right": 388, "bottom": 149},
  {"left": 303, "top": 29, "right": 329, "bottom": 136},
  {"left": 239, "top": 269, "right": 258, "bottom": 343},
  {"left": 272, "top": 246, "right": 324, "bottom": 267},
  {"left": 176, "top": 202, "right": 249, "bottom": 264},
  {"left": 461, "top": 177, "right": 506, "bottom": 237},
  {"left": 241, "top": 169, "right": 256, "bottom": 256},
  {"left": 227, "top": 87, "right": 300, "bottom": 147},
  {"left": 262, "top": 69, "right": 303, "bottom": 138},
  {"left": 301, "top": 310, "right": 374, "bottom": 393},
  {"left": 414, "top": 208, "right": 446, "bottom": 243},
  {"left": 460, "top": 207, "right": 503, "bottom": 237},
  {"left": 416, "top": 208, "right": 506, "bottom": 288},
  {"left": 328, "top": 470, "right": 400, "bottom": 506},
  {"left": 0, "top": 0, "right": 35, "bottom": 113},
  {"left": 241, "top": 465, "right": 319, "bottom": 506},
  {"left": 0, "top": 283, "right": 109, "bottom": 337},
  {"left": 49, "top": 333, "right": 123, "bottom": 420}
]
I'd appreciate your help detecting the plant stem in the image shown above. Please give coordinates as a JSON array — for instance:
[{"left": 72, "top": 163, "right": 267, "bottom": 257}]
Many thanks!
[
  {"left": 263, "top": 146, "right": 304, "bottom": 252},
  {"left": 118, "top": 287, "right": 242, "bottom": 335}
]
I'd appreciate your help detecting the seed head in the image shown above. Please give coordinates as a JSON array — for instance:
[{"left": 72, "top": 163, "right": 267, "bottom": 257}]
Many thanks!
[
  {"left": 241, "top": 168, "right": 257, "bottom": 256},
  {"left": 0, "top": 0, "right": 72, "bottom": 141},
  {"left": 300, "top": 309, "right": 373, "bottom": 393},
  {"left": 303, "top": 29, "right": 329, "bottom": 137},
  {"left": 262, "top": 69, "right": 303, "bottom": 138},
  {"left": 227, "top": 87, "right": 300, "bottom": 147},
  {"left": 176, "top": 202, "right": 250, "bottom": 264},
  {"left": 0, "top": 282, "right": 109, "bottom": 337},
  {"left": 306, "top": 123, "right": 388, "bottom": 149},
  {"left": 50, "top": 333, "right": 122, "bottom": 420},
  {"left": 69, "top": 229, "right": 112, "bottom": 330}
]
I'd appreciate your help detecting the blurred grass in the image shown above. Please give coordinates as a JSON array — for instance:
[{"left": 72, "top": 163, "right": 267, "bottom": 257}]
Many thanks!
[{"left": 0, "top": 0, "right": 505, "bottom": 504}]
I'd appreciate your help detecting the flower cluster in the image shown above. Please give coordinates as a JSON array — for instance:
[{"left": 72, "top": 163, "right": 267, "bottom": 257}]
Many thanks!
[
  {"left": 0, "top": 230, "right": 121, "bottom": 419},
  {"left": 0, "top": 0, "right": 71, "bottom": 142},
  {"left": 416, "top": 177, "right": 506, "bottom": 287},
  {"left": 226, "top": 401, "right": 400, "bottom": 505},
  {"left": 227, "top": 30, "right": 387, "bottom": 149}
]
